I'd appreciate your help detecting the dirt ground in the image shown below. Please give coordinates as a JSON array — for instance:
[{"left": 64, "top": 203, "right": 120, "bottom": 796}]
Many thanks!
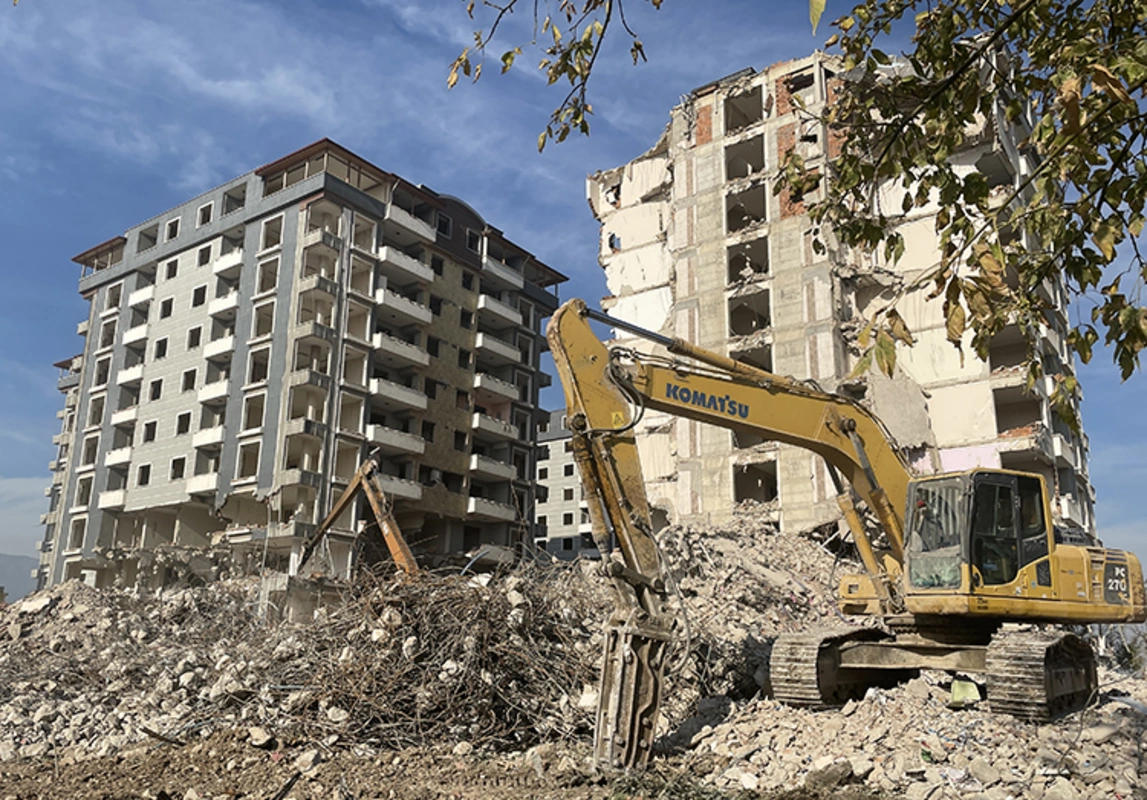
[{"left": 0, "top": 728, "right": 884, "bottom": 800}]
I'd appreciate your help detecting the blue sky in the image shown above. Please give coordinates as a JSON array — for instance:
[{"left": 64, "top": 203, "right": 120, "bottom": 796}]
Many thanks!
[{"left": 0, "top": 0, "right": 1141, "bottom": 567}]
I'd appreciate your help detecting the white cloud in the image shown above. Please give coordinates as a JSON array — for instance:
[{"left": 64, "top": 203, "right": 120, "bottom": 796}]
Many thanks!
[{"left": 0, "top": 477, "right": 50, "bottom": 557}]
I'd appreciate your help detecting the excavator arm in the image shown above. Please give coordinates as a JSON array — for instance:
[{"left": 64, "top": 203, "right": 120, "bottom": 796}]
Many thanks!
[
  {"left": 297, "top": 452, "right": 419, "bottom": 576},
  {"left": 547, "top": 298, "right": 919, "bottom": 768}
]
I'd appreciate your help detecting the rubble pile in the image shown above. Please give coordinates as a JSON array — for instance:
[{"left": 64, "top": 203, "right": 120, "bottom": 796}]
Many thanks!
[
  {"left": 677, "top": 670, "right": 1147, "bottom": 799},
  {"left": 656, "top": 510, "right": 871, "bottom": 709},
  {"left": 0, "top": 563, "right": 606, "bottom": 764},
  {"left": 2, "top": 508, "right": 1146, "bottom": 799}
]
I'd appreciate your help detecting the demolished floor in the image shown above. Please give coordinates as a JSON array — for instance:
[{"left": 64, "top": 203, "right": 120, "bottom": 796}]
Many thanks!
[{"left": 1, "top": 508, "right": 1144, "bottom": 799}]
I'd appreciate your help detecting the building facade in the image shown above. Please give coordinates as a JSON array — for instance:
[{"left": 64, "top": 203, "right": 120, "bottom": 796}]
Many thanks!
[
  {"left": 534, "top": 409, "right": 597, "bottom": 559},
  {"left": 587, "top": 52, "right": 1094, "bottom": 535},
  {"left": 39, "top": 139, "right": 565, "bottom": 588}
]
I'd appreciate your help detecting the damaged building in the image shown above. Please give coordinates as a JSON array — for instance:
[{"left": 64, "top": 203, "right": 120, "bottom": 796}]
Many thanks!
[
  {"left": 38, "top": 139, "right": 566, "bottom": 589},
  {"left": 586, "top": 51, "right": 1093, "bottom": 534}
]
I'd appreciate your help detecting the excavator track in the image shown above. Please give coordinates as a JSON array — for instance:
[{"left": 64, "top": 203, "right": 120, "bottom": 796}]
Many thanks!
[
  {"left": 986, "top": 631, "right": 1097, "bottom": 720},
  {"left": 771, "top": 627, "right": 902, "bottom": 708}
]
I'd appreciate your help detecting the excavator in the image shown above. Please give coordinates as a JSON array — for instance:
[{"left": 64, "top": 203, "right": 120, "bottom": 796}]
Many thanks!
[
  {"left": 296, "top": 451, "right": 420, "bottom": 576},
  {"left": 546, "top": 298, "right": 1145, "bottom": 769}
]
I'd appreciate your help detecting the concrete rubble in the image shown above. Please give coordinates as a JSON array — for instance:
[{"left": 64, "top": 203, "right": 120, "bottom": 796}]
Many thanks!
[{"left": 1, "top": 507, "right": 1144, "bottom": 799}]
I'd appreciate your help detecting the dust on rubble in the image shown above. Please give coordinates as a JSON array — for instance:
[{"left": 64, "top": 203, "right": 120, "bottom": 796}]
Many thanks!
[{"left": 2, "top": 507, "right": 1145, "bottom": 799}]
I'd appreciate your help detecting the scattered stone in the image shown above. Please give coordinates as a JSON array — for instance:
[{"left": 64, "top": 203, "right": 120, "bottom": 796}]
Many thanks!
[
  {"left": 804, "top": 759, "right": 853, "bottom": 792},
  {"left": 1043, "top": 776, "right": 1079, "bottom": 800},
  {"left": 452, "top": 741, "right": 473, "bottom": 757},
  {"left": 247, "top": 727, "right": 274, "bottom": 748},
  {"left": 969, "top": 756, "right": 1001, "bottom": 787},
  {"left": 294, "top": 749, "right": 320, "bottom": 772}
]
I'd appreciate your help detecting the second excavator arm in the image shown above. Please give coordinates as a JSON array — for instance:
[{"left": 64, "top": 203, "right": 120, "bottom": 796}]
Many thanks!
[
  {"left": 547, "top": 298, "right": 918, "bottom": 768},
  {"left": 296, "top": 452, "right": 420, "bottom": 576}
]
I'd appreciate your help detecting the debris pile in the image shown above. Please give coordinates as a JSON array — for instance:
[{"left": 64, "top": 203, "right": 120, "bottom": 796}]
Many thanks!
[
  {"left": 678, "top": 670, "right": 1147, "bottom": 799},
  {"left": 657, "top": 511, "right": 872, "bottom": 714},
  {"left": 0, "top": 563, "right": 605, "bottom": 764}
]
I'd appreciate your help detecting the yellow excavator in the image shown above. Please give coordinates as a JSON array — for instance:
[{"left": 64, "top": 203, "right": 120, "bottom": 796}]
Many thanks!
[
  {"left": 297, "top": 452, "right": 420, "bottom": 576},
  {"left": 547, "top": 298, "right": 1145, "bottom": 769}
]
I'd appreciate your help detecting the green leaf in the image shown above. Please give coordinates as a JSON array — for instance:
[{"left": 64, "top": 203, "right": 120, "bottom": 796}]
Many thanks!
[
  {"left": 946, "top": 304, "right": 966, "bottom": 345},
  {"left": 1092, "top": 220, "right": 1118, "bottom": 262},
  {"left": 809, "top": 0, "right": 827, "bottom": 34},
  {"left": 849, "top": 350, "right": 873, "bottom": 378},
  {"left": 874, "top": 329, "right": 896, "bottom": 377},
  {"left": 887, "top": 309, "right": 915, "bottom": 345}
]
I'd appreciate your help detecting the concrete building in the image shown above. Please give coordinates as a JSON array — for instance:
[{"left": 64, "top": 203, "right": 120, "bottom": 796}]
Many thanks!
[
  {"left": 534, "top": 409, "right": 598, "bottom": 559},
  {"left": 38, "top": 139, "right": 566, "bottom": 589},
  {"left": 586, "top": 52, "right": 1094, "bottom": 534}
]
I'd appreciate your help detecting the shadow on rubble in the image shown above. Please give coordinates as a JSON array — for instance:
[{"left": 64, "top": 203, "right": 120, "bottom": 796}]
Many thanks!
[{"left": 656, "top": 633, "right": 777, "bottom": 755}]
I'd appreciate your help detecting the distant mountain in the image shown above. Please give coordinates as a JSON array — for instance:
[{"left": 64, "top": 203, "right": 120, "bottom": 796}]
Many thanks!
[{"left": 0, "top": 553, "right": 38, "bottom": 603}]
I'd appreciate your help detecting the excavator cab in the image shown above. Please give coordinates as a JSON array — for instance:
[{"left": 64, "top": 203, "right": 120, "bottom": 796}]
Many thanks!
[{"left": 905, "top": 469, "right": 1049, "bottom": 592}]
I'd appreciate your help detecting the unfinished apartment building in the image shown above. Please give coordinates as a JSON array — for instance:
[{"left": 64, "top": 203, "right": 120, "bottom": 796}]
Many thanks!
[
  {"left": 587, "top": 51, "right": 1094, "bottom": 535},
  {"left": 534, "top": 409, "right": 600, "bottom": 560},
  {"left": 38, "top": 139, "right": 565, "bottom": 589}
]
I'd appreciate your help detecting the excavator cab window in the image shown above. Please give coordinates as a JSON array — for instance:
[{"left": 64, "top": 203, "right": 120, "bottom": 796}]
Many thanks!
[
  {"left": 971, "top": 476, "right": 1019, "bottom": 585},
  {"left": 1017, "top": 476, "right": 1049, "bottom": 567},
  {"left": 907, "top": 478, "right": 965, "bottom": 589}
]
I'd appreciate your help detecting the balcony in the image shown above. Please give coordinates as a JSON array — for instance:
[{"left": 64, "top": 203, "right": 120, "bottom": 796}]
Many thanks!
[
  {"left": 301, "top": 229, "right": 342, "bottom": 255},
  {"left": 116, "top": 364, "right": 144, "bottom": 386},
  {"left": 57, "top": 371, "right": 81, "bottom": 392},
  {"left": 128, "top": 285, "right": 154, "bottom": 307},
  {"left": 292, "top": 320, "right": 338, "bottom": 345},
  {"left": 278, "top": 468, "right": 324, "bottom": 490},
  {"left": 1052, "top": 433, "right": 1077, "bottom": 469},
  {"left": 198, "top": 380, "right": 230, "bottom": 405},
  {"left": 989, "top": 365, "right": 1026, "bottom": 391},
  {"left": 110, "top": 406, "right": 138, "bottom": 426},
  {"left": 466, "top": 496, "right": 517, "bottom": 522},
  {"left": 77, "top": 319, "right": 90, "bottom": 337},
  {"left": 298, "top": 274, "right": 338, "bottom": 298},
  {"left": 469, "top": 453, "right": 515, "bottom": 482},
  {"left": 369, "top": 377, "right": 427, "bottom": 412},
  {"left": 375, "top": 287, "right": 433, "bottom": 327},
  {"left": 51, "top": 431, "right": 71, "bottom": 446},
  {"left": 122, "top": 324, "right": 149, "bottom": 347},
  {"left": 208, "top": 292, "right": 240, "bottom": 318},
  {"left": 289, "top": 369, "right": 332, "bottom": 391},
  {"left": 187, "top": 473, "right": 219, "bottom": 496},
  {"left": 375, "top": 474, "right": 424, "bottom": 501},
  {"left": 474, "top": 372, "right": 519, "bottom": 404},
  {"left": 105, "top": 447, "right": 132, "bottom": 467},
  {"left": 471, "top": 412, "right": 519, "bottom": 442},
  {"left": 283, "top": 417, "right": 328, "bottom": 439},
  {"left": 384, "top": 204, "right": 435, "bottom": 244},
  {"left": 204, "top": 335, "right": 236, "bottom": 360},
  {"left": 212, "top": 249, "right": 244, "bottom": 278},
  {"left": 98, "top": 490, "right": 126, "bottom": 510},
  {"left": 372, "top": 331, "right": 429, "bottom": 369},
  {"left": 367, "top": 424, "right": 425, "bottom": 457},
  {"left": 193, "top": 426, "right": 226, "bottom": 449},
  {"left": 477, "top": 294, "right": 522, "bottom": 328},
  {"left": 1054, "top": 495, "right": 1087, "bottom": 527},
  {"left": 474, "top": 332, "right": 519, "bottom": 366},
  {"left": 482, "top": 256, "right": 524, "bottom": 291},
  {"left": 377, "top": 246, "right": 433, "bottom": 285}
]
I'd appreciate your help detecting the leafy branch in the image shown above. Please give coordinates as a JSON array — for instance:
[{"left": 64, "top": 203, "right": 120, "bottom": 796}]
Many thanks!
[{"left": 450, "top": 0, "right": 661, "bottom": 150}]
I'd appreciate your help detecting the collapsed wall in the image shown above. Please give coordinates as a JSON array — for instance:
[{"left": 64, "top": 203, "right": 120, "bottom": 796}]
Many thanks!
[{"left": 586, "top": 50, "right": 1095, "bottom": 536}]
